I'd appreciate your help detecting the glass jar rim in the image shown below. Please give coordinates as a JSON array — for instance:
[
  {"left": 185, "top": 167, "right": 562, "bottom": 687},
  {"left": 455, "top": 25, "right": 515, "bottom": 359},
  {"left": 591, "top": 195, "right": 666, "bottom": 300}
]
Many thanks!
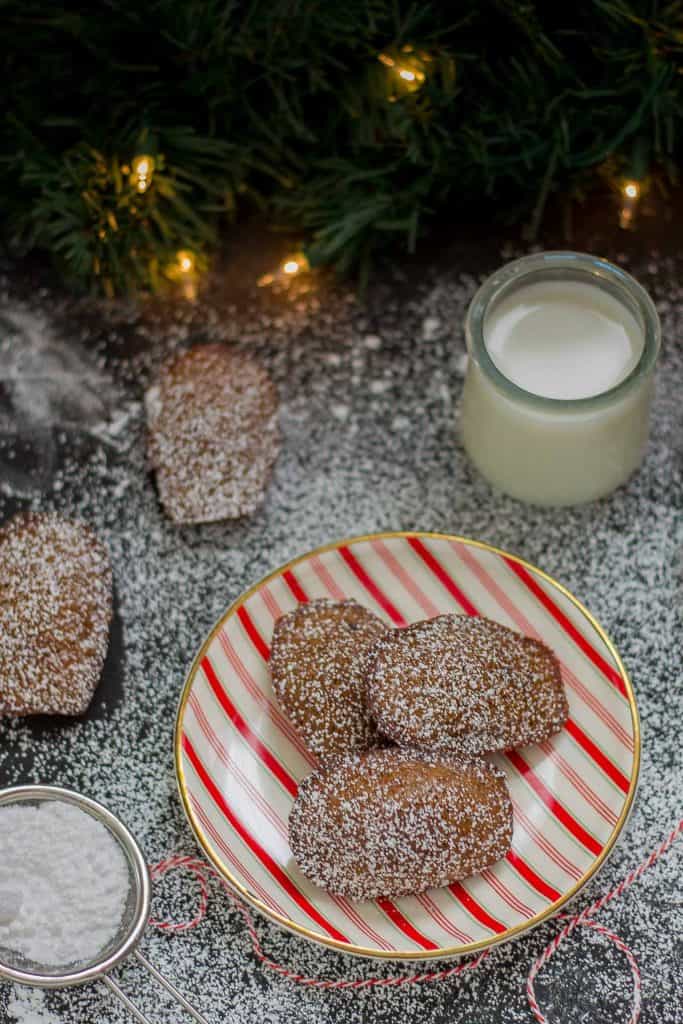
[{"left": 464, "top": 251, "right": 661, "bottom": 410}]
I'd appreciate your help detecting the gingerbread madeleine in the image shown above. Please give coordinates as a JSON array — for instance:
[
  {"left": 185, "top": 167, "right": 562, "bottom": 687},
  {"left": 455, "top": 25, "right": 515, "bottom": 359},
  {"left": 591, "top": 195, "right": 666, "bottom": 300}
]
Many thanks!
[
  {"left": 289, "top": 747, "right": 512, "bottom": 900},
  {"left": 367, "top": 614, "right": 568, "bottom": 755},
  {"left": 0, "top": 513, "right": 113, "bottom": 716},
  {"left": 146, "top": 344, "right": 280, "bottom": 524},
  {"left": 270, "top": 599, "right": 388, "bottom": 758}
]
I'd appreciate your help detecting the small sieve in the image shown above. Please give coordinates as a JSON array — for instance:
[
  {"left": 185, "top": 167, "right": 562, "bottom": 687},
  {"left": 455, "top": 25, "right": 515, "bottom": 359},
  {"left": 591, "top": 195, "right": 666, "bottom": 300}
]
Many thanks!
[{"left": 0, "top": 785, "right": 210, "bottom": 1024}]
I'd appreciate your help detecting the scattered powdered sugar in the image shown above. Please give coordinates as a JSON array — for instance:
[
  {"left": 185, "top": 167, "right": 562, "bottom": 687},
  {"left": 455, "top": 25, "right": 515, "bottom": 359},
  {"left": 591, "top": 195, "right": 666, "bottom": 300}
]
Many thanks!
[
  {"left": 330, "top": 402, "right": 350, "bottom": 421},
  {"left": 421, "top": 316, "right": 442, "bottom": 341},
  {"left": 0, "top": 235, "right": 681, "bottom": 1022},
  {"left": 7, "top": 989, "right": 62, "bottom": 1024},
  {"left": 0, "top": 307, "right": 128, "bottom": 498},
  {"left": 391, "top": 413, "right": 411, "bottom": 432},
  {"left": 0, "top": 801, "right": 128, "bottom": 966}
]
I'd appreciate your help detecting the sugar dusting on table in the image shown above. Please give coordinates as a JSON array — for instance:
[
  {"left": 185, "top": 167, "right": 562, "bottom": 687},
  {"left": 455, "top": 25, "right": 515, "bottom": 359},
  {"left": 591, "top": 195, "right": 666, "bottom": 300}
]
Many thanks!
[
  {"left": 6, "top": 989, "right": 62, "bottom": 1024},
  {"left": 0, "top": 246, "right": 681, "bottom": 1023},
  {"left": 0, "top": 307, "right": 133, "bottom": 499},
  {"left": 0, "top": 801, "right": 128, "bottom": 966}
]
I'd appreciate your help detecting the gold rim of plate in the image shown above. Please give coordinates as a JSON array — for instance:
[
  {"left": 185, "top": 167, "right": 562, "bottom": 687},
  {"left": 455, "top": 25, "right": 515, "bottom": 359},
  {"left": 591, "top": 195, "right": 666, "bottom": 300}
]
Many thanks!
[{"left": 174, "top": 531, "right": 641, "bottom": 961}]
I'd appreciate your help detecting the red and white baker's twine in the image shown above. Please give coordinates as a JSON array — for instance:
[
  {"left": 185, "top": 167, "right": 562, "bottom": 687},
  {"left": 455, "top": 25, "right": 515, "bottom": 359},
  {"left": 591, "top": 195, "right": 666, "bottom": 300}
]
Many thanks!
[
  {"left": 149, "top": 854, "right": 210, "bottom": 933},
  {"left": 149, "top": 818, "right": 682, "bottom": 1020}
]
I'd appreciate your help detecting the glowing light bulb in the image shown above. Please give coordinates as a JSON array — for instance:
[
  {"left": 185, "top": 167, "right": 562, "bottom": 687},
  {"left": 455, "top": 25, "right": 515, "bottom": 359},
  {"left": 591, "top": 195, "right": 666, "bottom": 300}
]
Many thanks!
[
  {"left": 163, "top": 249, "right": 200, "bottom": 296},
  {"left": 134, "top": 157, "right": 151, "bottom": 177},
  {"left": 619, "top": 180, "right": 642, "bottom": 230},
  {"left": 257, "top": 252, "right": 310, "bottom": 288},
  {"left": 130, "top": 154, "right": 155, "bottom": 194},
  {"left": 281, "top": 253, "right": 309, "bottom": 276},
  {"left": 378, "top": 49, "right": 427, "bottom": 95},
  {"left": 177, "top": 250, "right": 195, "bottom": 274}
]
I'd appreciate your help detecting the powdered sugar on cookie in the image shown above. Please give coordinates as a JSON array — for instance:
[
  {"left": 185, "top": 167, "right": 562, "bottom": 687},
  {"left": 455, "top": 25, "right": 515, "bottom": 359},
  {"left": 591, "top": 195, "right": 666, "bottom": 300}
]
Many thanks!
[
  {"left": 289, "top": 747, "right": 513, "bottom": 900},
  {"left": 0, "top": 513, "right": 112, "bottom": 716},
  {"left": 270, "top": 599, "right": 387, "bottom": 758},
  {"left": 367, "top": 614, "right": 568, "bottom": 755},
  {"left": 146, "top": 344, "right": 280, "bottom": 524}
]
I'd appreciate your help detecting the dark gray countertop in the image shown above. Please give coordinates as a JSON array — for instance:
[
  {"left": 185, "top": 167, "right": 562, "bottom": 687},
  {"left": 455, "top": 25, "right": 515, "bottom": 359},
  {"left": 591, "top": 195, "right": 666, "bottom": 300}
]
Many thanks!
[{"left": 0, "top": 208, "right": 681, "bottom": 1024}]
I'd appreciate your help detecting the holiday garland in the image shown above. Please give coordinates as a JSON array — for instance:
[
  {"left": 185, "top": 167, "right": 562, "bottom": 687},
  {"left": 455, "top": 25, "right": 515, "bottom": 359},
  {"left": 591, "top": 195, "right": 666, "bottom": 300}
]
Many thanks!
[{"left": 2, "top": 1, "right": 682, "bottom": 295}]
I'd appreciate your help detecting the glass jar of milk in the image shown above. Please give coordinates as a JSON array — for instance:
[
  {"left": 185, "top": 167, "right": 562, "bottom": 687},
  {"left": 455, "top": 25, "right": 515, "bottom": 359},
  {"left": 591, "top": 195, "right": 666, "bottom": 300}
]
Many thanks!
[{"left": 461, "top": 251, "right": 660, "bottom": 506}]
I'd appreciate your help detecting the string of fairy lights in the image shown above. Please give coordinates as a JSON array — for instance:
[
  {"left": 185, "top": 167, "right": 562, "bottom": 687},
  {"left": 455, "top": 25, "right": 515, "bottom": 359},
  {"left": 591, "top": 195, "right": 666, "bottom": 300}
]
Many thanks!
[{"left": 119, "top": 50, "right": 646, "bottom": 299}]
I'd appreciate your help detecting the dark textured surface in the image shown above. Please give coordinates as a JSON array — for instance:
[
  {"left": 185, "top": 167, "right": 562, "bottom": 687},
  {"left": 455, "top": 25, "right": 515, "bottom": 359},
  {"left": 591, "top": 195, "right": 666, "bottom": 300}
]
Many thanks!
[{"left": 0, "top": 208, "right": 681, "bottom": 1024}]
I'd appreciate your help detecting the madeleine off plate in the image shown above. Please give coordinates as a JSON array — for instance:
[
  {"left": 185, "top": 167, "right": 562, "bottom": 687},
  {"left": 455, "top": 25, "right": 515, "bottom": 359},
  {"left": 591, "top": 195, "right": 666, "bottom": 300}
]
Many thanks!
[{"left": 174, "top": 532, "right": 640, "bottom": 960}]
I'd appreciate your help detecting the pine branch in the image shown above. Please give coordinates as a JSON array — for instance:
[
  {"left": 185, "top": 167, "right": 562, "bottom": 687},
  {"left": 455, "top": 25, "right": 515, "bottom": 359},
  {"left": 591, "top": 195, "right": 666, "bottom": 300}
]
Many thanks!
[{"left": 1, "top": 0, "right": 681, "bottom": 293}]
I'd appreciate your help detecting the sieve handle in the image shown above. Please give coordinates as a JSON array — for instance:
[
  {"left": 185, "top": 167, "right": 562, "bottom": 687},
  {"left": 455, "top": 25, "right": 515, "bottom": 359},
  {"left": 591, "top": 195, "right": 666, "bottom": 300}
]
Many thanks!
[
  {"left": 101, "top": 975, "right": 153, "bottom": 1024},
  {"left": 134, "top": 950, "right": 211, "bottom": 1024}
]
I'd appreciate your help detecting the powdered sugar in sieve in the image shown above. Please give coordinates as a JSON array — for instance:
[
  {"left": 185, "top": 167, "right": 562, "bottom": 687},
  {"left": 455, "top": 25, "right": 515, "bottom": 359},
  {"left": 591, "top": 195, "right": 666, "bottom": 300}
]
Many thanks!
[{"left": 0, "top": 786, "right": 209, "bottom": 1024}]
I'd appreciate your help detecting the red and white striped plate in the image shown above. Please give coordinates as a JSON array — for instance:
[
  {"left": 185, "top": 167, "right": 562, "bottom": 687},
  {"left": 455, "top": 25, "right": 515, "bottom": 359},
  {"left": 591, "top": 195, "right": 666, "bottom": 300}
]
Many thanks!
[{"left": 175, "top": 533, "right": 640, "bottom": 960}]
